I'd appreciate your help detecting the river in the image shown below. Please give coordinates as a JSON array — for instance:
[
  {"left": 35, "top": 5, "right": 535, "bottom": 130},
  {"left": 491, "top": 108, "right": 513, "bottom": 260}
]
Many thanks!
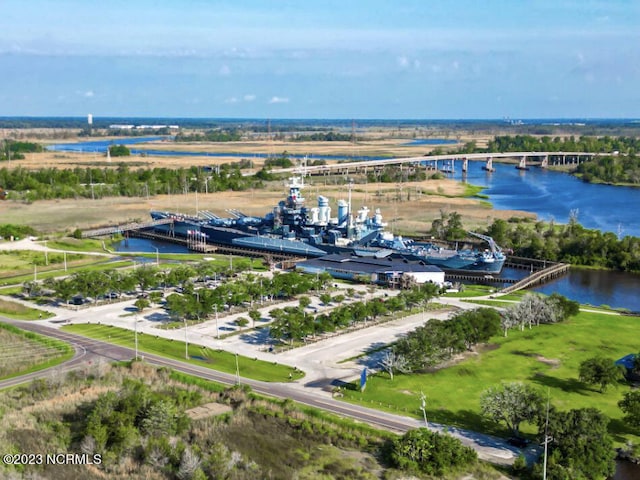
[{"left": 55, "top": 136, "right": 640, "bottom": 309}]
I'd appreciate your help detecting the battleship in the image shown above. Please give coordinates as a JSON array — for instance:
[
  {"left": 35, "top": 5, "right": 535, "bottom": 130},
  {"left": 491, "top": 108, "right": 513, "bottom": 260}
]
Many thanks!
[{"left": 149, "top": 177, "right": 506, "bottom": 274}]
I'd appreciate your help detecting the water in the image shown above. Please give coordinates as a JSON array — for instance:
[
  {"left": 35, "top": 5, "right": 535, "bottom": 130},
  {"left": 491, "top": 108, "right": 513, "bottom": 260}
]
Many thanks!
[
  {"left": 401, "top": 138, "right": 459, "bottom": 146},
  {"left": 47, "top": 137, "right": 392, "bottom": 161},
  {"left": 114, "top": 238, "right": 189, "bottom": 254},
  {"left": 52, "top": 137, "right": 640, "bottom": 237},
  {"left": 47, "top": 136, "right": 170, "bottom": 152},
  {"left": 532, "top": 268, "right": 640, "bottom": 312},
  {"left": 450, "top": 161, "right": 640, "bottom": 237}
]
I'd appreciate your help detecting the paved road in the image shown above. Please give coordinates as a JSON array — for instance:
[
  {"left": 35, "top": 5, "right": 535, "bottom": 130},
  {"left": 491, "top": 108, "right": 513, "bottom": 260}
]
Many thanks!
[{"left": 1, "top": 316, "right": 533, "bottom": 465}]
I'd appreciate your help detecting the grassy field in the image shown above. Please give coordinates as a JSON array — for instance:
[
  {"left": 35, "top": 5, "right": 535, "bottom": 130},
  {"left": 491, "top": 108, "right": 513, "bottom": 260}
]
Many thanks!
[
  {"left": 0, "top": 259, "right": 134, "bottom": 286},
  {"left": 341, "top": 310, "right": 640, "bottom": 446},
  {"left": 62, "top": 323, "right": 300, "bottom": 382},
  {"left": 0, "top": 323, "right": 73, "bottom": 379},
  {"left": 0, "top": 298, "right": 54, "bottom": 320}
]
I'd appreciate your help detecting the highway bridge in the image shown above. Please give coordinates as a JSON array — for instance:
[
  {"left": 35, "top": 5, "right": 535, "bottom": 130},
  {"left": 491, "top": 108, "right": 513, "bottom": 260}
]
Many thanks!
[{"left": 270, "top": 151, "right": 599, "bottom": 176}]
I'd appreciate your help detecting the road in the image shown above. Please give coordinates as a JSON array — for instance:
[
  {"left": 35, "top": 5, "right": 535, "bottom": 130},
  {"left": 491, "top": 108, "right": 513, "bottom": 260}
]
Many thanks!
[{"left": 0, "top": 313, "right": 531, "bottom": 465}]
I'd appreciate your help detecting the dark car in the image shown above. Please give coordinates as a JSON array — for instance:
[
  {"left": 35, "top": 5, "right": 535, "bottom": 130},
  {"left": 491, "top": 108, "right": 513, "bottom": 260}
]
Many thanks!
[{"left": 507, "top": 436, "right": 529, "bottom": 448}]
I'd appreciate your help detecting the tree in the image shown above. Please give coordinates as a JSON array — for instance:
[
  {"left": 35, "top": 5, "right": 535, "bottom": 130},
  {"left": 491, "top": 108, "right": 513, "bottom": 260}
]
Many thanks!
[
  {"left": 133, "top": 264, "right": 158, "bottom": 292},
  {"left": 480, "top": 382, "right": 543, "bottom": 436},
  {"left": 319, "top": 293, "right": 332, "bottom": 306},
  {"left": 108, "top": 144, "right": 130, "bottom": 157},
  {"left": 134, "top": 298, "right": 150, "bottom": 313},
  {"left": 578, "top": 357, "right": 624, "bottom": 392},
  {"left": 533, "top": 407, "right": 615, "bottom": 480},
  {"left": 390, "top": 428, "right": 477, "bottom": 476},
  {"left": 248, "top": 309, "right": 261, "bottom": 328},
  {"left": 379, "top": 350, "right": 411, "bottom": 380},
  {"left": 619, "top": 391, "right": 640, "bottom": 428},
  {"left": 298, "top": 296, "right": 311, "bottom": 310},
  {"left": 235, "top": 317, "right": 249, "bottom": 330}
]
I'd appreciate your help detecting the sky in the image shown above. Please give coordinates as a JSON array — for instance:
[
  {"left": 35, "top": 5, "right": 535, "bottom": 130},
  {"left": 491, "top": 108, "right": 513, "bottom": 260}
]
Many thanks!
[{"left": 1, "top": 0, "right": 639, "bottom": 119}]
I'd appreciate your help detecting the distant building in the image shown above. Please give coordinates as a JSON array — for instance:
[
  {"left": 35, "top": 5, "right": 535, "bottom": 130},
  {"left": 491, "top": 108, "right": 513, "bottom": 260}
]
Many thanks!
[{"left": 296, "top": 252, "right": 445, "bottom": 287}]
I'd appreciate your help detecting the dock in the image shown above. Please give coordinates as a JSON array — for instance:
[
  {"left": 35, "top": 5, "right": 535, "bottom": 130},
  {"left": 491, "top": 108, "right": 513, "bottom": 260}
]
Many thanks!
[{"left": 500, "top": 262, "right": 570, "bottom": 294}]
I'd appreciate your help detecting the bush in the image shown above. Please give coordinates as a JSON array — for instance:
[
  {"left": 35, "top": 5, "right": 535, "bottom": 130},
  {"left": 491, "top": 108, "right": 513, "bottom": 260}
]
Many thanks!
[{"left": 390, "top": 428, "right": 476, "bottom": 476}]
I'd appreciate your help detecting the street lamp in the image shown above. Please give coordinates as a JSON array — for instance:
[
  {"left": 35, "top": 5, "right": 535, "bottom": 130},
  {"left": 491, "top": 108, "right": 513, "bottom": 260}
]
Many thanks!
[
  {"left": 419, "top": 391, "right": 428, "bottom": 429},
  {"left": 214, "top": 304, "right": 220, "bottom": 339},
  {"left": 155, "top": 247, "right": 159, "bottom": 266},
  {"left": 235, "top": 352, "right": 240, "bottom": 386},
  {"left": 184, "top": 318, "right": 189, "bottom": 360},
  {"left": 134, "top": 314, "right": 139, "bottom": 361}
]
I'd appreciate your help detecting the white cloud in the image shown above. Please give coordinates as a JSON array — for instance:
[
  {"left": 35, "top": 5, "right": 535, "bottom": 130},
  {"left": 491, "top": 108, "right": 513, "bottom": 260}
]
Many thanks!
[
  {"left": 83, "top": 90, "right": 94, "bottom": 97},
  {"left": 397, "top": 55, "right": 409, "bottom": 68},
  {"left": 225, "top": 96, "right": 238, "bottom": 103},
  {"left": 268, "top": 96, "right": 289, "bottom": 104},
  {"left": 219, "top": 64, "right": 231, "bottom": 76},
  {"left": 243, "top": 94, "right": 256, "bottom": 102}
]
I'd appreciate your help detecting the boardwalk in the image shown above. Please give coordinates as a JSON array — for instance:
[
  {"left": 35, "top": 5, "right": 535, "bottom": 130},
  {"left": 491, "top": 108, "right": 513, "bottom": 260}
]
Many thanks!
[{"left": 501, "top": 262, "right": 570, "bottom": 294}]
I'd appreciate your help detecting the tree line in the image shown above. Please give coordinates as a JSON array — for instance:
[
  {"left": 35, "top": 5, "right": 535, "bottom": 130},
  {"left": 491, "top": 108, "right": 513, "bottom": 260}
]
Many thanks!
[
  {"left": 484, "top": 134, "right": 640, "bottom": 155},
  {"left": 0, "top": 163, "right": 263, "bottom": 202},
  {"left": 267, "top": 283, "right": 440, "bottom": 346},
  {"left": 175, "top": 129, "right": 242, "bottom": 142},
  {"left": 576, "top": 153, "right": 640, "bottom": 184},
  {"left": 1, "top": 140, "right": 43, "bottom": 161},
  {"left": 485, "top": 216, "right": 640, "bottom": 272}
]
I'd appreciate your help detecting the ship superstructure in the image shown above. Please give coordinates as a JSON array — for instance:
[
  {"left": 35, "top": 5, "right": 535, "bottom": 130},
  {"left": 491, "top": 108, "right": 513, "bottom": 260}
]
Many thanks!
[{"left": 149, "top": 177, "right": 505, "bottom": 273}]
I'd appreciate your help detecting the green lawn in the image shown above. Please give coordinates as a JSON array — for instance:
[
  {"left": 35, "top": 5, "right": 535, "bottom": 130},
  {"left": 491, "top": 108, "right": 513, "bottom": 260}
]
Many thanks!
[
  {"left": 341, "top": 310, "right": 640, "bottom": 446},
  {"left": 0, "top": 298, "right": 54, "bottom": 320},
  {"left": 444, "top": 284, "right": 496, "bottom": 297},
  {"left": 62, "top": 323, "right": 300, "bottom": 383}
]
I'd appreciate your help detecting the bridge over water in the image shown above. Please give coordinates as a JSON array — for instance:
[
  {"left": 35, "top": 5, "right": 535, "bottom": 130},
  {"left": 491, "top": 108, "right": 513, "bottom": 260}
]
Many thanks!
[{"left": 271, "top": 151, "right": 599, "bottom": 176}]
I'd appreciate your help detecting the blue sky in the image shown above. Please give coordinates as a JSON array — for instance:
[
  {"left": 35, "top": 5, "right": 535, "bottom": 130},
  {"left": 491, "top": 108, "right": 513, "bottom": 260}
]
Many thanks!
[{"left": 1, "top": 0, "right": 639, "bottom": 118}]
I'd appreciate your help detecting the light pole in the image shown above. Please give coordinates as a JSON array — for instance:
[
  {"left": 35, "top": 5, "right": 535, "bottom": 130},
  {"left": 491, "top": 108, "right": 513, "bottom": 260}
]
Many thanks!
[
  {"left": 44, "top": 240, "right": 48, "bottom": 266},
  {"left": 184, "top": 318, "right": 189, "bottom": 360},
  {"left": 235, "top": 352, "right": 240, "bottom": 386},
  {"left": 419, "top": 391, "right": 428, "bottom": 429},
  {"left": 134, "top": 314, "right": 139, "bottom": 361},
  {"left": 63, "top": 251, "right": 67, "bottom": 272},
  {"left": 214, "top": 304, "right": 219, "bottom": 339},
  {"left": 542, "top": 390, "right": 552, "bottom": 480},
  {"left": 155, "top": 247, "right": 159, "bottom": 266}
]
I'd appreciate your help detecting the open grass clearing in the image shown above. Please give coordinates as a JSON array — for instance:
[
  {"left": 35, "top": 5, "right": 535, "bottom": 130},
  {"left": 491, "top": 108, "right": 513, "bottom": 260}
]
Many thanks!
[
  {"left": 0, "top": 323, "right": 73, "bottom": 379},
  {"left": 444, "top": 284, "right": 497, "bottom": 298},
  {"left": 340, "top": 310, "right": 640, "bottom": 446},
  {"left": 0, "top": 259, "right": 134, "bottom": 286},
  {"left": 0, "top": 298, "right": 54, "bottom": 320},
  {"left": 44, "top": 237, "right": 107, "bottom": 252},
  {"left": 62, "top": 323, "right": 300, "bottom": 382}
]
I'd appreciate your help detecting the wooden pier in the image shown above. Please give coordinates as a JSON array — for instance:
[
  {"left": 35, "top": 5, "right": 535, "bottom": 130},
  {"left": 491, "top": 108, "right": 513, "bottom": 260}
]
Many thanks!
[{"left": 500, "top": 262, "right": 570, "bottom": 294}]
